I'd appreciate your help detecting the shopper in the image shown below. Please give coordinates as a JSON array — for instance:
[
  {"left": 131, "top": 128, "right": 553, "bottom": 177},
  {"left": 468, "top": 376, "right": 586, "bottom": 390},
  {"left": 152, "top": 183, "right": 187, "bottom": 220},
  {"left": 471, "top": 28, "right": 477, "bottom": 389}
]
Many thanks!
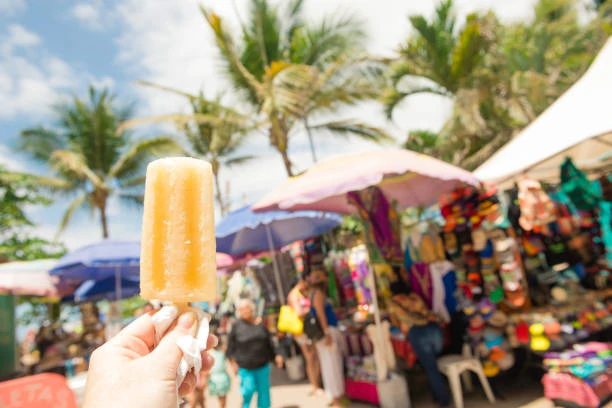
[
  {"left": 309, "top": 270, "right": 346, "bottom": 408},
  {"left": 207, "top": 336, "right": 231, "bottom": 408},
  {"left": 287, "top": 277, "right": 323, "bottom": 396},
  {"left": 389, "top": 291, "right": 450, "bottom": 407},
  {"left": 226, "top": 299, "right": 284, "bottom": 408}
]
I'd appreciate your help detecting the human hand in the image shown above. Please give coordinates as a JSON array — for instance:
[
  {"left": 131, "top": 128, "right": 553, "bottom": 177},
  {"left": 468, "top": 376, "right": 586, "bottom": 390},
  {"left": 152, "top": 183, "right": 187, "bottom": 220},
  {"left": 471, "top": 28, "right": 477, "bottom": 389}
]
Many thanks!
[
  {"left": 275, "top": 354, "right": 284, "bottom": 368},
  {"left": 231, "top": 360, "right": 239, "bottom": 375},
  {"left": 324, "top": 333, "right": 332, "bottom": 347},
  {"left": 83, "top": 311, "right": 216, "bottom": 408}
]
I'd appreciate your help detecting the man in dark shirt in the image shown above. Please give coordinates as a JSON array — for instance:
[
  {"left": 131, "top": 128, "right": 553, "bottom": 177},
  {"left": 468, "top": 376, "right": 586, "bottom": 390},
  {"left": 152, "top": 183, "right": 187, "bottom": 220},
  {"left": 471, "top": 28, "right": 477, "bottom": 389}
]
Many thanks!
[{"left": 226, "top": 299, "right": 283, "bottom": 408}]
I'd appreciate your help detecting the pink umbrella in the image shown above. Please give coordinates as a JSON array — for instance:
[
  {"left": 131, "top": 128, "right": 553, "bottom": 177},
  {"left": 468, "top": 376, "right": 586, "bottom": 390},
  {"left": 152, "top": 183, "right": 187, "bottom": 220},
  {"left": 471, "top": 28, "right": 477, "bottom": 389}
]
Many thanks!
[
  {"left": 216, "top": 253, "right": 235, "bottom": 269},
  {"left": 0, "top": 259, "right": 73, "bottom": 297},
  {"left": 253, "top": 149, "right": 480, "bottom": 214}
]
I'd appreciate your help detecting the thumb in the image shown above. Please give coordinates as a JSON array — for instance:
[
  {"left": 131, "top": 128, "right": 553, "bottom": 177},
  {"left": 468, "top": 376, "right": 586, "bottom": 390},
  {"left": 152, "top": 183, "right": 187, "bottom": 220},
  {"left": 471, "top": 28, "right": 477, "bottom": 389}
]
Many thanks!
[{"left": 150, "top": 311, "right": 197, "bottom": 371}]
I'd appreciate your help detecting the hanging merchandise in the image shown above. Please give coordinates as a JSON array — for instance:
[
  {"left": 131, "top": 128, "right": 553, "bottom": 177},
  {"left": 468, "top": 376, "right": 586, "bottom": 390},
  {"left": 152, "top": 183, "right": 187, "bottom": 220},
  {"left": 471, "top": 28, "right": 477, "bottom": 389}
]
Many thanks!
[
  {"left": 348, "top": 186, "right": 409, "bottom": 291},
  {"left": 599, "top": 174, "right": 612, "bottom": 202},
  {"left": 560, "top": 157, "right": 602, "bottom": 211},
  {"left": 518, "top": 178, "right": 557, "bottom": 232}
]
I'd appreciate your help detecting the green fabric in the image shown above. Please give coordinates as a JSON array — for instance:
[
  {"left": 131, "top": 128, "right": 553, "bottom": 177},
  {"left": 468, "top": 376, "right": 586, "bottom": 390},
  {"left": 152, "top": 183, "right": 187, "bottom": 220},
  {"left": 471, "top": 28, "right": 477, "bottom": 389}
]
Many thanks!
[{"left": 560, "top": 157, "right": 601, "bottom": 210}]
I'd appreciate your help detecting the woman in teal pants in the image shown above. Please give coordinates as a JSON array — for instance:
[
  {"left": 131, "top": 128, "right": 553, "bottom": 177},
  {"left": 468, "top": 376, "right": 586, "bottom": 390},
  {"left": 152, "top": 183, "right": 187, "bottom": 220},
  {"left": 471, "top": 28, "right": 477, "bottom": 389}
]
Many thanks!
[{"left": 227, "top": 299, "right": 284, "bottom": 408}]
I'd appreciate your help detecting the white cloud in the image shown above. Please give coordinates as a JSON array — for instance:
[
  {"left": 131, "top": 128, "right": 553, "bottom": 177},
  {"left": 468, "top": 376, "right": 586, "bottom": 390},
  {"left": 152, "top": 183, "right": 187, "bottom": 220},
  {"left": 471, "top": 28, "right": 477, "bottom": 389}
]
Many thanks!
[
  {"left": 0, "top": 0, "right": 26, "bottom": 17},
  {"left": 70, "top": 2, "right": 103, "bottom": 30},
  {"left": 1, "top": 23, "right": 40, "bottom": 55},
  {"left": 0, "top": 144, "right": 27, "bottom": 171},
  {"left": 0, "top": 24, "right": 115, "bottom": 121}
]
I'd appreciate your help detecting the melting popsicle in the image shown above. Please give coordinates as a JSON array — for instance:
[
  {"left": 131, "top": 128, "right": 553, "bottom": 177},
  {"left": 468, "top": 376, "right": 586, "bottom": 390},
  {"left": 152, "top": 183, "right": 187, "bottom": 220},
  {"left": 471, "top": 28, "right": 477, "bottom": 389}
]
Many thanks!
[{"left": 140, "top": 157, "right": 217, "bottom": 303}]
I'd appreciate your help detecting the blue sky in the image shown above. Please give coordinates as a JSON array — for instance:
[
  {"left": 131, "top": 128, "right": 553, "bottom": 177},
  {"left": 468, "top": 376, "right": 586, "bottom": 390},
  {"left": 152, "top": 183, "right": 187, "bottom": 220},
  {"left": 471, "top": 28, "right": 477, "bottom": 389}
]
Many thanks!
[{"left": 0, "top": 0, "right": 541, "bottom": 249}]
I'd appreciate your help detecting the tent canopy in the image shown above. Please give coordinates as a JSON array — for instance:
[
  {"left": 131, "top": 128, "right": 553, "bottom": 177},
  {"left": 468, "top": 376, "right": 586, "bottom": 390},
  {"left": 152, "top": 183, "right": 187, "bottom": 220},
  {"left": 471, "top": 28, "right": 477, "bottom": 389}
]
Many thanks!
[{"left": 475, "top": 37, "right": 612, "bottom": 188}]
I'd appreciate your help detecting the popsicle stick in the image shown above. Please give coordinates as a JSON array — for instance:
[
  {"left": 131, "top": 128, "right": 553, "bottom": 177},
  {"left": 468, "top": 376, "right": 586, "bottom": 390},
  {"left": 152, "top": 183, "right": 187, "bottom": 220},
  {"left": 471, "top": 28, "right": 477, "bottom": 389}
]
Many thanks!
[{"left": 174, "top": 302, "right": 200, "bottom": 336}]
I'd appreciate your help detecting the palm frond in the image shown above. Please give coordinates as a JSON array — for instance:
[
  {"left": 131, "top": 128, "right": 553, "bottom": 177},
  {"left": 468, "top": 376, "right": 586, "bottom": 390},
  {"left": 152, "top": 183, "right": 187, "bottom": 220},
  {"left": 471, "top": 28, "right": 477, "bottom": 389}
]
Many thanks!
[
  {"left": 224, "top": 155, "right": 257, "bottom": 167},
  {"left": 50, "top": 150, "right": 103, "bottom": 187},
  {"left": 136, "top": 81, "right": 198, "bottom": 101},
  {"left": 308, "top": 120, "right": 394, "bottom": 143},
  {"left": 381, "top": 85, "right": 449, "bottom": 119},
  {"left": 119, "top": 175, "right": 146, "bottom": 189},
  {"left": 109, "top": 137, "right": 181, "bottom": 181},
  {"left": 56, "top": 193, "right": 88, "bottom": 240},
  {"left": 118, "top": 193, "right": 144, "bottom": 208},
  {"left": 18, "top": 127, "right": 65, "bottom": 162},
  {"left": 201, "top": 5, "right": 264, "bottom": 102}
]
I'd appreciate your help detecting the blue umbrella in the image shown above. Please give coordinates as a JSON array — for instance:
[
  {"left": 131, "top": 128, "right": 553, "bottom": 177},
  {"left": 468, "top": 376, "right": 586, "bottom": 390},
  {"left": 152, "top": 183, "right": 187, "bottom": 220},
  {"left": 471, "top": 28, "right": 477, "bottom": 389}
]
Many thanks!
[
  {"left": 216, "top": 206, "right": 342, "bottom": 303},
  {"left": 50, "top": 240, "right": 141, "bottom": 304},
  {"left": 73, "top": 276, "right": 140, "bottom": 303},
  {"left": 216, "top": 206, "right": 343, "bottom": 255}
]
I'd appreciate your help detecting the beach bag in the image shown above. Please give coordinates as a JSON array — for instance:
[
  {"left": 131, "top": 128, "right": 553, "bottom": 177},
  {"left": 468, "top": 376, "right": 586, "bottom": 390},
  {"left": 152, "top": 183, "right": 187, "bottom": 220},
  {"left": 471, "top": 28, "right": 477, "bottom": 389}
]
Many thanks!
[
  {"left": 277, "top": 305, "right": 303, "bottom": 335},
  {"left": 560, "top": 157, "right": 601, "bottom": 210},
  {"left": 303, "top": 311, "right": 324, "bottom": 342},
  {"left": 303, "top": 292, "right": 325, "bottom": 341}
]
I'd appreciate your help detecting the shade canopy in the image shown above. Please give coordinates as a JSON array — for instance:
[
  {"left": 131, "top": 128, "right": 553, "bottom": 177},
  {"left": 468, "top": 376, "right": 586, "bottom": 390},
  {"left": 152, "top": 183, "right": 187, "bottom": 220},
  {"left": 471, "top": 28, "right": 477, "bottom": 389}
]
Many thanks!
[
  {"left": 216, "top": 205, "right": 343, "bottom": 256},
  {"left": 475, "top": 37, "right": 612, "bottom": 187},
  {"left": 253, "top": 149, "right": 479, "bottom": 214},
  {"left": 49, "top": 240, "right": 140, "bottom": 283},
  {"left": 73, "top": 276, "right": 140, "bottom": 303},
  {"left": 216, "top": 253, "right": 234, "bottom": 269},
  {"left": 0, "top": 259, "right": 73, "bottom": 297}
]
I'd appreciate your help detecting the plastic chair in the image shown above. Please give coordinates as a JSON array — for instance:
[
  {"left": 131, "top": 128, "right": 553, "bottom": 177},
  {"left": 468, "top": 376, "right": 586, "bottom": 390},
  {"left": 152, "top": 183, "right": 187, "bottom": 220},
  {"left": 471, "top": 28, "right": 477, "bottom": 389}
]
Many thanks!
[{"left": 437, "top": 355, "right": 496, "bottom": 408}]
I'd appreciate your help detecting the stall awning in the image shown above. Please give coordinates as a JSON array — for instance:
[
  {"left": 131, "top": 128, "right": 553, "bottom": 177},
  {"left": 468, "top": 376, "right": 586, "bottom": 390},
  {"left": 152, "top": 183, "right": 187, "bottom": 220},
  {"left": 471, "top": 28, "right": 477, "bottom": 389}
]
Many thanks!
[{"left": 474, "top": 37, "right": 612, "bottom": 188}]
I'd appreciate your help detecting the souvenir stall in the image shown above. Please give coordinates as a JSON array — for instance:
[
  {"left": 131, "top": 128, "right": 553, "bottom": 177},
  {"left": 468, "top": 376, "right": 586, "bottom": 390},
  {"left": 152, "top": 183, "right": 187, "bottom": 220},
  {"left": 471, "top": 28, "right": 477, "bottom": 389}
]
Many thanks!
[{"left": 254, "top": 149, "right": 481, "bottom": 407}]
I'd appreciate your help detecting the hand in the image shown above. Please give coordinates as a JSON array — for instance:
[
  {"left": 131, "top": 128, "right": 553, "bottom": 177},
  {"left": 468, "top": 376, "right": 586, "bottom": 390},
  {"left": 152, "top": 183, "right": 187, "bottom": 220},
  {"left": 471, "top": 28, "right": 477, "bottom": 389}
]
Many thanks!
[
  {"left": 231, "top": 360, "right": 239, "bottom": 375},
  {"left": 324, "top": 333, "right": 333, "bottom": 347},
  {"left": 275, "top": 354, "right": 284, "bottom": 368},
  {"left": 83, "top": 311, "right": 216, "bottom": 408}
]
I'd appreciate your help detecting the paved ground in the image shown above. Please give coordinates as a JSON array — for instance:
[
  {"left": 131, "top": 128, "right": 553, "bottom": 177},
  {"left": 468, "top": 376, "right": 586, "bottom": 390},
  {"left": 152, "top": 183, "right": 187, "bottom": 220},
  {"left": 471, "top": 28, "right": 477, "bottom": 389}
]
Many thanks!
[{"left": 202, "top": 364, "right": 553, "bottom": 408}]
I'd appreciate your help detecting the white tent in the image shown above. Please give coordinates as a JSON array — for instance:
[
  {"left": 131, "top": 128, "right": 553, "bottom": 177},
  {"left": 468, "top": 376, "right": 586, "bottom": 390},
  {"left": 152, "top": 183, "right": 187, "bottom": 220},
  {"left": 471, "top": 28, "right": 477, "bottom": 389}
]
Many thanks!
[{"left": 475, "top": 37, "right": 612, "bottom": 188}]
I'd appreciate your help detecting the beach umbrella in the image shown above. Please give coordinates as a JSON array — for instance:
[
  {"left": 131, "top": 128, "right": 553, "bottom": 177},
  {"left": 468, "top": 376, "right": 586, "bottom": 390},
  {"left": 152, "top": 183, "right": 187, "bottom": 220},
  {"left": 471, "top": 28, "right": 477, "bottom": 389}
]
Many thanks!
[
  {"left": 216, "top": 253, "right": 234, "bottom": 269},
  {"left": 50, "top": 240, "right": 140, "bottom": 304},
  {"left": 0, "top": 259, "right": 73, "bottom": 297},
  {"left": 216, "top": 206, "right": 343, "bottom": 303},
  {"left": 73, "top": 276, "right": 140, "bottom": 303},
  {"left": 253, "top": 149, "right": 480, "bottom": 214}
]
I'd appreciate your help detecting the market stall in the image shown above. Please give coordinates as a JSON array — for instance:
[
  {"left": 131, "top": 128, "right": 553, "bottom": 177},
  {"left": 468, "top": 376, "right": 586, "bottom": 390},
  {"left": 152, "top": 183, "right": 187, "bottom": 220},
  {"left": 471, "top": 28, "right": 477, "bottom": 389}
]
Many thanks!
[{"left": 254, "top": 148, "right": 481, "bottom": 407}]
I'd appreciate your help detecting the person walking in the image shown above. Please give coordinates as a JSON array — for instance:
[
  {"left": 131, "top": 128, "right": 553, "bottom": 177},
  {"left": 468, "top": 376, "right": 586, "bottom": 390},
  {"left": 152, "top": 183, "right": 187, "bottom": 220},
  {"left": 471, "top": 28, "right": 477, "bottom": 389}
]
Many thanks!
[
  {"left": 287, "top": 277, "right": 324, "bottom": 396},
  {"left": 207, "top": 337, "right": 231, "bottom": 408},
  {"left": 226, "top": 299, "right": 284, "bottom": 408},
  {"left": 309, "top": 270, "right": 346, "bottom": 407}
]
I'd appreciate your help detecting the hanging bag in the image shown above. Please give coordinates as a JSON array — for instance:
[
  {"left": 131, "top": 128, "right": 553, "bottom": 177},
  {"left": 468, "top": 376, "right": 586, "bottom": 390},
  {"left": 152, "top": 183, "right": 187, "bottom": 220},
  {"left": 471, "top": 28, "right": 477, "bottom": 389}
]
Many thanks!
[
  {"left": 560, "top": 157, "right": 601, "bottom": 211},
  {"left": 303, "top": 292, "right": 325, "bottom": 342},
  {"left": 277, "top": 305, "right": 303, "bottom": 335}
]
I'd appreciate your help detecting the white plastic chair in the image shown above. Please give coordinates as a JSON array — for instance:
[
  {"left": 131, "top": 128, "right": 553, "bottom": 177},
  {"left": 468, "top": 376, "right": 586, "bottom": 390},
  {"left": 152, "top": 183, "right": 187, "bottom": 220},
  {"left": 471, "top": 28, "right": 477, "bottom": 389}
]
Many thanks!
[{"left": 437, "top": 355, "right": 496, "bottom": 408}]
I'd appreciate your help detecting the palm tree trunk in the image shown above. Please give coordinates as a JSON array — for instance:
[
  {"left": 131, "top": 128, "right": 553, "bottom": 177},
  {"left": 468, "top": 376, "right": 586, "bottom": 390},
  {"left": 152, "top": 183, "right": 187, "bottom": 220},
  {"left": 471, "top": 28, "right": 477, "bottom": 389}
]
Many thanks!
[
  {"left": 304, "top": 117, "right": 318, "bottom": 163},
  {"left": 213, "top": 170, "right": 227, "bottom": 216},
  {"left": 279, "top": 149, "right": 294, "bottom": 177},
  {"left": 99, "top": 203, "right": 109, "bottom": 239}
]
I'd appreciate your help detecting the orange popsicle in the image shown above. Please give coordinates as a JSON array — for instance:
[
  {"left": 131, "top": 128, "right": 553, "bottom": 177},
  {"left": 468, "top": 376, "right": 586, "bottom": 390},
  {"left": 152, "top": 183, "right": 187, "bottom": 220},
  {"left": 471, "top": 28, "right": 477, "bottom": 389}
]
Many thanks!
[{"left": 140, "top": 157, "right": 216, "bottom": 302}]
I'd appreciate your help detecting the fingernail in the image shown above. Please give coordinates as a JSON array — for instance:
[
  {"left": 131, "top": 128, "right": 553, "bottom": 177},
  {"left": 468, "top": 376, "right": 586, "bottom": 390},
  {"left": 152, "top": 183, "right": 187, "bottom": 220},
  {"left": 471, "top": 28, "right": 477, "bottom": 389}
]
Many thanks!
[{"left": 178, "top": 311, "right": 196, "bottom": 330}]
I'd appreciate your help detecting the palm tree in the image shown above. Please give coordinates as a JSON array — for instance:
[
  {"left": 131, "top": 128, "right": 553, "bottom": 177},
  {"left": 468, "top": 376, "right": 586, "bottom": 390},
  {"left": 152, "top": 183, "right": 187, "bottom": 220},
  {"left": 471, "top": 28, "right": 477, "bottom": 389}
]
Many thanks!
[
  {"left": 119, "top": 83, "right": 256, "bottom": 216},
  {"left": 386, "top": 0, "right": 607, "bottom": 169},
  {"left": 383, "top": 0, "right": 495, "bottom": 118},
  {"left": 19, "top": 86, "right": 178, "bottom": 238},
  {"left": 202, "top": 0, "right": 391, "bottom": 176}
]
